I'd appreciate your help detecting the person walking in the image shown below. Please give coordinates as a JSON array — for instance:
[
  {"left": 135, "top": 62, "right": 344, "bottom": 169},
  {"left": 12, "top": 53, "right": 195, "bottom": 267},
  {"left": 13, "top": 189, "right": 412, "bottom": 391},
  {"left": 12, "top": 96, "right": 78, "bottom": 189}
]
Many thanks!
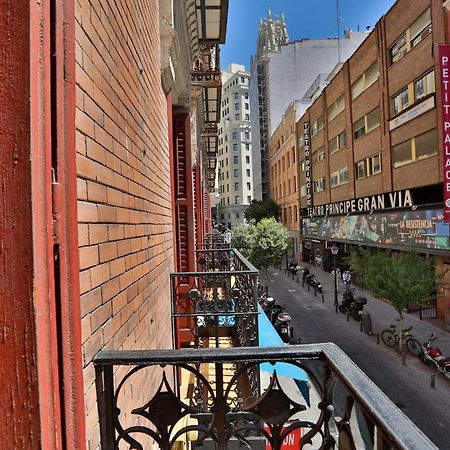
[
  {"left": 330, "top": 267, "right": 341, "bottom": 291},
  {"left": 342, "top": 270, "right": 352, "bottom": 288}
]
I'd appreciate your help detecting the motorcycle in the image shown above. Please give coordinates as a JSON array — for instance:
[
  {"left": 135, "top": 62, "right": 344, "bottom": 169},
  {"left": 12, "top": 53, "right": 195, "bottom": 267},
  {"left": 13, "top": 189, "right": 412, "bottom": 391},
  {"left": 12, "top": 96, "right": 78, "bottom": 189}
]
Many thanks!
[
  {"left": 419, "top": 333, "right": 450, "bottom": 379},
  {"left": 271, "top": 305, "right": 294, "bottom": 343},
  {"left": 309, "top": 276, "right": 322, "bottom": 293},
  {"left": 288, "top": 260, "right": 300, "bottom": 275},
  {"left": 259, "top": 292, "right": 275, "bottom": 318},
  {"left": 302, "top": 266, "right": 311, "bottom": 283},
  {"left": 338, "top": 289, "right": 367, "bottom": 320}
]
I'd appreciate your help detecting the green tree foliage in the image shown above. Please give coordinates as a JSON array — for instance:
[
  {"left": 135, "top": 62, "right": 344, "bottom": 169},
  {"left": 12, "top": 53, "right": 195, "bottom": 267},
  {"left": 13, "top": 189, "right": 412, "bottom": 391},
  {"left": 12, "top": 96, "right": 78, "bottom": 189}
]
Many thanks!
[
  {"left": 348, "top": 248, "right": 442, "bottom": 350},
  {"left": 246, "top": 218, "right": 289, "bottom": 288},
  {"left": 230, "top": 222, "right": 252, "bottom": 257},
  {"left": 244, "top": 199, "right": 280, "bottom": 223}
]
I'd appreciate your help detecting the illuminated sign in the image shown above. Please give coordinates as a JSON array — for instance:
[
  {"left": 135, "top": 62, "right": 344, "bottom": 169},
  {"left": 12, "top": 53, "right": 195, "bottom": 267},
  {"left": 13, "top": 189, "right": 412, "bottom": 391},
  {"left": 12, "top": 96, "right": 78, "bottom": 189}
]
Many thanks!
[
  {"left": 304, "top": 122, "right": 313, "bottom": 207},
  {"left": 439, "top": 44, "right": 450, "bottom": 223},
  {"left": 306, "top": 189, "right": 413, "bottom": 217}
]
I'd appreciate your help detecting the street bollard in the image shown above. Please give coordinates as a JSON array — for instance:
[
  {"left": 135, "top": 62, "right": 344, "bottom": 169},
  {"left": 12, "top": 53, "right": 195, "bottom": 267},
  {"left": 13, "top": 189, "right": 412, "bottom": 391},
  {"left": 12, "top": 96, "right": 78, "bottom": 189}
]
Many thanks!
[
  {"left": 314, "top": 289, "right": 317, "bottom": 297},
  {"left": 321, "top": 294, "right": 324, "bottom": 303},
  {"left": 431, "top": 374, "right": 436, "bottom": 389},
  {"left": 296, "top": 276, "right": 299, "bottom": 283},
  {"left": 298, "top": 337, "right": 302, "bottom": 344},
  {"left": 307, "top": 284, "right": 310, "bottom": 292},
  {"left": 376, "top": 333, "right": 380, "bottom": 345},
  {"left": 360, "top": 320, "right": 363, "bottom": 332},
  {"left": 402, "top": 352, "right": 406, "bottom": 366},
  {"left": 346, "top": 311, "right": 350, "bottom": 322}
]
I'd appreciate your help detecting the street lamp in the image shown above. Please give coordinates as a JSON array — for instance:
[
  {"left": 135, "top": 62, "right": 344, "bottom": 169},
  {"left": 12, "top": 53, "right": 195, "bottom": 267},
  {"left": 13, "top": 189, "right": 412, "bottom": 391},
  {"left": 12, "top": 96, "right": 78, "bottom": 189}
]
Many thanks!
[{"left": 331, "top": 244, "right": 339, "bottom": 313}]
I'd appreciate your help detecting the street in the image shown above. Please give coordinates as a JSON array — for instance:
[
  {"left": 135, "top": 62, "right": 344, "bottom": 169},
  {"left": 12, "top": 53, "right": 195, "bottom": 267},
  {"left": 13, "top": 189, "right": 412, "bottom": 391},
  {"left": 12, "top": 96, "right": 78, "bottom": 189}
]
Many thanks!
[{"left": 268, "top": 269, "right": 450, "bottom": 449}]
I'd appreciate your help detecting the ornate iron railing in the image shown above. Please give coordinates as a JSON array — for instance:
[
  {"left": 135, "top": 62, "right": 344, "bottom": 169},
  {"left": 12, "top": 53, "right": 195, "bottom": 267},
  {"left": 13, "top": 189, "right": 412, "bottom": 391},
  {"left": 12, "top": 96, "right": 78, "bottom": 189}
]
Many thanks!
[
  {"left": 94, "top": 344, "right": 437, "bottom": 450},
  {"left": 191, "top": 44, "right": 221, "bottom": 86}
]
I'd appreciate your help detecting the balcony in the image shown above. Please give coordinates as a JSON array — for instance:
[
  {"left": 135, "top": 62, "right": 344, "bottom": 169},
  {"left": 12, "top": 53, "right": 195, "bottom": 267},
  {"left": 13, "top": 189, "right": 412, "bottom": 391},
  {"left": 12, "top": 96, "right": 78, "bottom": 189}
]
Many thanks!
[
  {"left": 191, "top": 44, "right": 222, "bottom": 88},
  {"left": 93, "top": 236, "right": 436, "bottom": 449},
  {"left": 94, "top": 344, "right": 437, "bottom": 449}
]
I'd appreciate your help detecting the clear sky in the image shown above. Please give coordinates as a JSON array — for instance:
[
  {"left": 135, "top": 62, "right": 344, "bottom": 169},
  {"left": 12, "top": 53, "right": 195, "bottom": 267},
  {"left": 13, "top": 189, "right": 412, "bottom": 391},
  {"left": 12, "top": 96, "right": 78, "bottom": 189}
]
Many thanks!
[{"left": 221, "top": 0, "right": 397, "bottom": 70}]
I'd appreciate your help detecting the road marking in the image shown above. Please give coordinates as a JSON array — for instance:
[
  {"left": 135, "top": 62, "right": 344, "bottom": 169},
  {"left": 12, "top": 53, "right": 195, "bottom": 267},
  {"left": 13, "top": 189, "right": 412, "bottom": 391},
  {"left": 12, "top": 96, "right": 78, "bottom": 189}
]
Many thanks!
[{"left": 288, "top": 289, "right": 296, "bottom": 292}]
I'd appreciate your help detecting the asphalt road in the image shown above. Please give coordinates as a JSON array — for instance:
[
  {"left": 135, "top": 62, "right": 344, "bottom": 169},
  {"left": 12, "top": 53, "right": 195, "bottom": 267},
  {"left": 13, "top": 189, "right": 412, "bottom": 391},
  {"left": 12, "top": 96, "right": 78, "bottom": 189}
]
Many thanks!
[{"left": 268, "top": 269, "right": 450, "bottom": 450}]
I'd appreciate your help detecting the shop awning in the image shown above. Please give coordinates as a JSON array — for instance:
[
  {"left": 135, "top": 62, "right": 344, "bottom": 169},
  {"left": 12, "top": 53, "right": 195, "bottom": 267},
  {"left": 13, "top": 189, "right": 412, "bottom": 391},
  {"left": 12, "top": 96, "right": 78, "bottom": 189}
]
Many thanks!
[{"left": 258, "top": 304, "right": 311, "bottom": 405}]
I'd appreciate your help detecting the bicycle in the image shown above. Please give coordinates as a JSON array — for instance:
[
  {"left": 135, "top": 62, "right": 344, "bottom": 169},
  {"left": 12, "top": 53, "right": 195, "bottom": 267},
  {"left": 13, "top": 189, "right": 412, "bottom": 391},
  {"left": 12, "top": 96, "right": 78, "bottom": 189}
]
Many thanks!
[{"left": 381, "top": 324, "right": 421, "bottom": 356}]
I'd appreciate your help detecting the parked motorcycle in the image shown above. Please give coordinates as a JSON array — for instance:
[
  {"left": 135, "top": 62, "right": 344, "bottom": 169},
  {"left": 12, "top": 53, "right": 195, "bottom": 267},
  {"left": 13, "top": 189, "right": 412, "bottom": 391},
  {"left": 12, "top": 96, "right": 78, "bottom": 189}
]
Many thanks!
[
  {"left": 271, "top": 305, "right": 294, "bottom": 343},
  {"left": 288, "top": 260, "right": 300, "bottom": 275},
  {"left": 302, "top": 266, "right": 311, "bottom": 283},
  {"left": 309, "top": 276, "right": 322, "bottom": 293},
  {"left": 419, "top": 333, "right": 450, "bottom": 379},
  {"left": 338, "top": 289, "right": 367, "bottom": 320},
  {"left": 259, "top": 292, "right": 275, "bottom": 317}
]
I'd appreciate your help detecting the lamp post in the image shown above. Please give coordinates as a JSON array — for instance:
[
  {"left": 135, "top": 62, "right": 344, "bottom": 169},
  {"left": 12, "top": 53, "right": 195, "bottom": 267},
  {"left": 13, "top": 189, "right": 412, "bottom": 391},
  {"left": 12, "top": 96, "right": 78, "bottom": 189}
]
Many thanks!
[{"left": 331, "top": 244, "right": 339, "bottom": 313}]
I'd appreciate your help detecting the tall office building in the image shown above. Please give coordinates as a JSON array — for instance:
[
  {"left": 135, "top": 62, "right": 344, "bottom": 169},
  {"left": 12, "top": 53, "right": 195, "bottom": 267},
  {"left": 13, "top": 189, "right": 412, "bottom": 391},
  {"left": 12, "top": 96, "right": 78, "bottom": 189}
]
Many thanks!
[
  {"left": 250, "top": 11, "right": 369, "bottom": 200},
  {"left": 217, "top": 64, "right": 253, "bottom": 229}
]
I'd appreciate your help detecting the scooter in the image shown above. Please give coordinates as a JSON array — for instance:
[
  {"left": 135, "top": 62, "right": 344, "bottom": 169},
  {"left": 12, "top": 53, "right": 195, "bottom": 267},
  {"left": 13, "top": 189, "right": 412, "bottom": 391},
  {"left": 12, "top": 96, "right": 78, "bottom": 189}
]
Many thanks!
[
  {"left": 309, "top": 276, "right": 322, "bottom": 293},
  {"left": 272, "top": 306, "right": 294, "bottom": 343},
  {"left": 302, "top": 266, "right": 311, "bottom": 283},
  {"left": 339, "top": 290, "right": 367, "bottom": 320},
  {"left": 259, "top": 293, "right": 275, "bottom": 318},
  {"left": 288, "top": 261, "right": 300, "bottom": 275},
  {"left": 419, "top": 333, "right": 450, "bottom": 379}
]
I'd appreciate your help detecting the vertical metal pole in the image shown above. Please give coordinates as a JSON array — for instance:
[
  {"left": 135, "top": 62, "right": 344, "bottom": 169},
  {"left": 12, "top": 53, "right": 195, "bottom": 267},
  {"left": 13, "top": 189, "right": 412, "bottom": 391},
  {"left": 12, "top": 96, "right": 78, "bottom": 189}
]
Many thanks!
[
  {"left": 334, "top": 254, "right": 338, "bottom": 313},
  {"left": 215, "top": 363, "right": 226, "bottom": 449}
]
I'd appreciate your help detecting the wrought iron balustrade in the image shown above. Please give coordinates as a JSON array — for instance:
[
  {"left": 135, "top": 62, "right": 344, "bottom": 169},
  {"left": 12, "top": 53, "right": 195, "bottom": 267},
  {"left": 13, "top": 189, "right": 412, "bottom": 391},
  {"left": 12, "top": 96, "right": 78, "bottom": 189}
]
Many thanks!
[
  {"left": 170, "top": 250, "right": 258, "bottom": 348},
  {"left": 94, "top": 344, "right": 437, "bottom": 450},
  {"left": 191, "top": 44, "right": 221, "bottom": 86}
]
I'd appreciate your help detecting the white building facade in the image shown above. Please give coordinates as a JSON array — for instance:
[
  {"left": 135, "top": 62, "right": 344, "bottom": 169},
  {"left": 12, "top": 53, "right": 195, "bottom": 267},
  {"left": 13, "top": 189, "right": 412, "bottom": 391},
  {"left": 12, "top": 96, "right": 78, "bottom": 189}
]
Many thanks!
[
  {"left": 217, "top": 64, "right": 254, "bottom": 230},
  {"left": 250, "top": 11, "right": 369, "bottom": 200}
]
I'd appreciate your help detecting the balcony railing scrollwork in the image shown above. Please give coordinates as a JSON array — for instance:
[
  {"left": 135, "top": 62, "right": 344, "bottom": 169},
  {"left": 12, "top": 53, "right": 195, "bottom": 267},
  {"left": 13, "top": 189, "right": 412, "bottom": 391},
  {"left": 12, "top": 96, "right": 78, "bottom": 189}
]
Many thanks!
[
  {"left": 94, "top": 344, "right": 437, "bottom": 450},
  {"left": 191, "top": 44, "right": 221, "bottom": 87}
]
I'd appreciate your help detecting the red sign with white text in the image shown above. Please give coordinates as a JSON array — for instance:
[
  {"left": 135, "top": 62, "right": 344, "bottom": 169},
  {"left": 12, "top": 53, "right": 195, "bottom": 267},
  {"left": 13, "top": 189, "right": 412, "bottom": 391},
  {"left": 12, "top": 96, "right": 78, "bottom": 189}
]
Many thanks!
[
  {"left": 439, "top": 44, "right": 450, "bottom": 223},
  {"left": 265, "top": 426, "right": 301, "bottom": 449}
]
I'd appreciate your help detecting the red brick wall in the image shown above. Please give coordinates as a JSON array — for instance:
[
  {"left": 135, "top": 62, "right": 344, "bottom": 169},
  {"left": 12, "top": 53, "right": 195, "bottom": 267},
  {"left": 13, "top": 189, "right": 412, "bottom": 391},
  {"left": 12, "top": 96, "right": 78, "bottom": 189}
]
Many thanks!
[{"left": 75, "top": 0, "right": 174, "bottom": 447}]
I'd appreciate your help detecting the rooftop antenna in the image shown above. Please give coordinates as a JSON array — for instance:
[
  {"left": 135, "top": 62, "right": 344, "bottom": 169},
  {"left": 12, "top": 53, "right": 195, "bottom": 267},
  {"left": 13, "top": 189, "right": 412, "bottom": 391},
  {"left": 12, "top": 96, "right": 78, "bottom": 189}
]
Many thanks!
[{"left": 336, "top": 0, "right": 341, "bottom": 62}]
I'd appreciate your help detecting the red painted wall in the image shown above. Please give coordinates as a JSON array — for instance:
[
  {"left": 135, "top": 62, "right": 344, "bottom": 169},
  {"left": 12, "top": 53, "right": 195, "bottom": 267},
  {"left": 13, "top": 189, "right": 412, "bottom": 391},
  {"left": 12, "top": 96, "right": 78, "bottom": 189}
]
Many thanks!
[{"left": 0, "top": 1, "right": 40, "bottom": 447}]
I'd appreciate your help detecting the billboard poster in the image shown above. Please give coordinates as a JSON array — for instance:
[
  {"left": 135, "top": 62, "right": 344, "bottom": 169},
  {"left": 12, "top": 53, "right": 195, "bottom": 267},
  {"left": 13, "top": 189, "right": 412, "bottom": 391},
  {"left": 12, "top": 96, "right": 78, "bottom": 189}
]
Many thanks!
[
  {"left": 302, "top": 209, "right": 450, "bottom": 251},
  {"left": 303, "top": 122, "right": 313, "bottom": 207},
  {"left": 439, "top": 44, "right": 450, "bottom": 223}
]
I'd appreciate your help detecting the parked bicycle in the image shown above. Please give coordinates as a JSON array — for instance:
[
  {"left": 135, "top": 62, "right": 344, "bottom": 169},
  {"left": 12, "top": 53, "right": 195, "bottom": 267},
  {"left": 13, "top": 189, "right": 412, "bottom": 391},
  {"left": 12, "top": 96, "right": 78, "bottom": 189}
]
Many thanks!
[{"left": 381, "top": 324, "right": 421, "bottom": 355}]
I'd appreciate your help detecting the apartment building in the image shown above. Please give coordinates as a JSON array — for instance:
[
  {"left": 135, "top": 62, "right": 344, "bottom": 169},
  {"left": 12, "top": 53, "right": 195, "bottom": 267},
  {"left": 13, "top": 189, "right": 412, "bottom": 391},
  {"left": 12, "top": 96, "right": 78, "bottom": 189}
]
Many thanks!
[
  {"left": 269, "top": 102, "right": 303, "bottom": 260},
  {"left": 218, "top": 64, "right": 254, "bottom": 229},
  {"left": 297, "top": 0, "right": 450, "bottom": 323},
  {"left": 250, "top": 11, "right": 368, "bottom": 201}
]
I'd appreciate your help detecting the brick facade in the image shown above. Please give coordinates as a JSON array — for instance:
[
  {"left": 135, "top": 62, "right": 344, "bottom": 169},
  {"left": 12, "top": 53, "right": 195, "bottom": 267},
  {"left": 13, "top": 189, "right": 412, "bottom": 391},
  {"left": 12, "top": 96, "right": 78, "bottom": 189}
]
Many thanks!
[
  {"left": 75, "top": 0, "right": 174, "bottom": 446},
  {"left": 294, "top": 0, "right": 450, "bottom": 323}
]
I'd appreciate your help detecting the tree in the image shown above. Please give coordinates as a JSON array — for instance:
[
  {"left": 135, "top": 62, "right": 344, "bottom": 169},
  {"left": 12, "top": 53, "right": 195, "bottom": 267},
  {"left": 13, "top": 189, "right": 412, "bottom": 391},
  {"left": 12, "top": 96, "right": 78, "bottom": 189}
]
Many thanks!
[
  {"left": 347, "top": 248, "right": 443, "bottom": 350},
  {"left": 244, "top": 199, "right": 280, "bottom": 223},
  {"left": 246, "top": 218, "right": 289, "bottom": 289},
  {"left": 230, "top": 222, "right": 252, "bottom": 258}
]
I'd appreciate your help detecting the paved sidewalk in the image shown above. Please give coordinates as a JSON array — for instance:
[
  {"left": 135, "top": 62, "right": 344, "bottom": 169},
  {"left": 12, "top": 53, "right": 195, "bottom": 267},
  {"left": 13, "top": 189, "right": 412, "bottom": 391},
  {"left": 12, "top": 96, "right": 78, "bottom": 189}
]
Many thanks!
[{"left": 283, "top": 264, "right": 450, "bottom": 355}]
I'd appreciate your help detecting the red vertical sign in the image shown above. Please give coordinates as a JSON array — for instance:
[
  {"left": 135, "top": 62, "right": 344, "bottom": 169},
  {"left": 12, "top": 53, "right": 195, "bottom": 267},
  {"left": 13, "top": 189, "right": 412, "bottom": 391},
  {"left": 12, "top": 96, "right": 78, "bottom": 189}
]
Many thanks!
[{"left": 439, "top": 45, "right": 450, "bottom": 223}]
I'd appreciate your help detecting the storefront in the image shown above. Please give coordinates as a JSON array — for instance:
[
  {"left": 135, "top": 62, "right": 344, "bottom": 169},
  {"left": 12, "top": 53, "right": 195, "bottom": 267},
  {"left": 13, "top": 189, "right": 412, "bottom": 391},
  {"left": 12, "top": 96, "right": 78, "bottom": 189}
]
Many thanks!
[{"left": 300, "top": 189, "right": 450, "bottom": 323}]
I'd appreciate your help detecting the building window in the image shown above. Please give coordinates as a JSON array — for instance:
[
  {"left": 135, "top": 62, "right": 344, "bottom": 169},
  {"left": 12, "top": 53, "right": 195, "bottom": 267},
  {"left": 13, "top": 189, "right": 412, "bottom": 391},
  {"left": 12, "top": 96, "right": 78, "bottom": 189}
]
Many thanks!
[
  {"left": 245, "top": 114, "right": 250, "bottom": 121},
  {"left": 233, "top": 155, "right": 238, "bottom": 164},
  {"left": 313, "top": 177, "right": 325, "bottom": 192},
  {"left": 300, "top": 185, "right": 306, "bottom": 197},
  {"left": 393, "top": 129, "right": 437, "bottom": 167},
  {"left": 233, "top": 143, "right": 238, "bottom": 151},
  {"left": 298, "top": 136, "right": 304, "bottom": 148},
  {"left": 245, "top": 155, "right": 250, "bottom": 163},
  {"left": 327, "top": 95, "right": 345, "bottom": 122},
  {"left": 235, "top": 196, "right": 240, "bottom": 204},
  {"left": 246, "top": 169, "right": 251, "bottom": 176},
  {"left": 389, "top": 9, "right": 431, "bottom": 66},
  {"left": 351, "top": 63, "right": 379, "bottom": 99},
  {"left": 353, "top": 107, "right": 380, "bottom": 139},
  {"left": 235, "top": 114, "right": 240, "bottom": 120},
  {"left": 235, "top": 103, "right": 240, "bottom": 110},
  {"left": 245, "top": 103, "right": 249, "bottom": 110},
  {"left": 292, "top": 148, "right": 296, "bottom": 163},
  {"left": 311, "top": 116, "right": 324, "bottom": 136},
  {"left": 232, "top": 131, "right": 238, "bottom": 140},
  {"left": 392, "top": 70, "right": 435, "bottom": 116},
  {"left": 234, "top": 169, "right": 238, "bottom": 177},
  {"left": 234, "top": 182, "right": 239, "bottom": 190},
  {"left": 244, "top": 130, "right": 249, "bottom": 140},
  {"left": 317, "top": 146, "right": 325, "bottom": 162},
  {"left": 245, "top": 143, "right": 250, "bottom": 150},
  {"left": 247, "top": 182, "right": 251, "bottom": 190},
  {"left": 330, "top": 167, "right": 348, "bottom": 188},
  {"left": 244, "top": 92, "right": 249, "bottom": 99},
  {"left": 329, "top": 131, "right": 346, "bottom": 153},
  {"left": 247, "top": 195, "right": 251, "bottom": 203},
  {"left": 241, "top": 77, "right": 245, "bottom": 84},
  {"left": 234, "top": 93, "right": 239, "bottom": 99}
]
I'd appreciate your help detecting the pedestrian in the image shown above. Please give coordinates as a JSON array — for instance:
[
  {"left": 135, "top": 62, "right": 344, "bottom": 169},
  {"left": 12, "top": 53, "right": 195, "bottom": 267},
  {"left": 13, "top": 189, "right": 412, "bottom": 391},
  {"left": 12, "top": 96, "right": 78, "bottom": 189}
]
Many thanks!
[
  {"left": 342, "top": 270, "right": 352, "bottom": 287},
  {"left": 330, "top": 267, "right": 341, "bottom": 290}
]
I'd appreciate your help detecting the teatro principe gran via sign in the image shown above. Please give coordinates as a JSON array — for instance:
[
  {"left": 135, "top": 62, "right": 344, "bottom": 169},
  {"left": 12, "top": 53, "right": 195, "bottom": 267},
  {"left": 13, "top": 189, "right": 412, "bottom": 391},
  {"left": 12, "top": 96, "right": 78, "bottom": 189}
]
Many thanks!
[{"left": 306, "top": 189, "right": 413, "bottom": 217}]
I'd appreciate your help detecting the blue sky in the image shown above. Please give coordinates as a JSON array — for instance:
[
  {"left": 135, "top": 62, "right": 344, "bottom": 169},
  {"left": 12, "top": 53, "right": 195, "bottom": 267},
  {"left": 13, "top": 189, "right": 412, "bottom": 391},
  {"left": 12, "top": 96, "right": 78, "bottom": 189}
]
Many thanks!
[{"left": 221, "top": 0, "right": 397, "bottom": 70}]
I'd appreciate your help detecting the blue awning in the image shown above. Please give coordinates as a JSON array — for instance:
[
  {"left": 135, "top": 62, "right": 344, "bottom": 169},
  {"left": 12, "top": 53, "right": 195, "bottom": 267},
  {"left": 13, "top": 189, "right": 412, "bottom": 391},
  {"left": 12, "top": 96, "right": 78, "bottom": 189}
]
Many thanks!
[{"left": 258, "top": 304, "right": 310, "bottom": 405}]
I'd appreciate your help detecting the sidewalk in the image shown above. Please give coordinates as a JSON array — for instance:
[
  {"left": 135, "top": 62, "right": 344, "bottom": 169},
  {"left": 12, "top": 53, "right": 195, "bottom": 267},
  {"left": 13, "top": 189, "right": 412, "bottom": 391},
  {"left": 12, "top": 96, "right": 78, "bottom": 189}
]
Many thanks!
[{"left": 285, "top": 264, "right": 450, "bottom": 355}]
